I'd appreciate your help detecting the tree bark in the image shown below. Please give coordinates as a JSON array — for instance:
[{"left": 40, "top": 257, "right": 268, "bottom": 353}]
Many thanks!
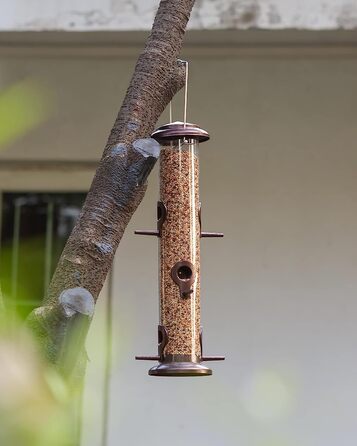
[{"left": 27, "top": 0, "right": 196, "bottom": 379}]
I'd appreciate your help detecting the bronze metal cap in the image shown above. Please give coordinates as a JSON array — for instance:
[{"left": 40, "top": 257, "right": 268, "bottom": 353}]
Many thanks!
[
  {"left": 151, "top": 121, "right": 210, "bottom": 144},
  {"left": 149, "top": 361, "right": 212, "bottom": 377}
]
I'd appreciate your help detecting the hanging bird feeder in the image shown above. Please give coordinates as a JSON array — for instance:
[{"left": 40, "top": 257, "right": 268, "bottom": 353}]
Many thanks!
[
  {"left": 135, "top": 63, "right": 225, "bottom": 376},
  {"left": 135, "top": 122, "right": 225, "bottom": 376}
]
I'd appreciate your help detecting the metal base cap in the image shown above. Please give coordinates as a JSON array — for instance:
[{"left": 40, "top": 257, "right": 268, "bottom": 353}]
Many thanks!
[{"left": 149, "top": 361, "right": 212, "bottom": 377}]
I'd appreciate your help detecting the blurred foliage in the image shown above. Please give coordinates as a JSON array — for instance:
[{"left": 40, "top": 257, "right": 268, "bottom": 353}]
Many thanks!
[
  {"left": 0, "top": 79, "right": 53, "bottom": 149},
  {"left": 0, "top": 192, "right": 90, "bottom": 443},
  {"left": 0, "top": 193, "right": 85, "bottom": 320},
  {"left": 0, "top": 236, "right": 47, "bottom": 319},
  {"left": 0, "top": 306, "right": 77, "bottom": 446}
]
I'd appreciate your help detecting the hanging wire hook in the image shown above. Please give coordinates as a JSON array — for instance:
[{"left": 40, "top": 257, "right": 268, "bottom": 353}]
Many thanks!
[
  {"left": 168, "top": 60, "right": 188, "bottom": 125},
  {"left": 183, "top": 61, "right": 189, "bottom": 128},
  {"left": 169, "top": 100, "right": 173, "bottom": 123}
]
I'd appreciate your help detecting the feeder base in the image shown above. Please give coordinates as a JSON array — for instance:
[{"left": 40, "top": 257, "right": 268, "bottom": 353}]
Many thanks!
[{"left": 149, "top": 361, "right": 212, "bottom": 377}]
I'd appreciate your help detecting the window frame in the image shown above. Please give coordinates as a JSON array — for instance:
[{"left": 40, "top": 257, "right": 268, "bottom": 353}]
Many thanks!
[{"left": 0, "top": 161, "right": 105, "bottom": 314}]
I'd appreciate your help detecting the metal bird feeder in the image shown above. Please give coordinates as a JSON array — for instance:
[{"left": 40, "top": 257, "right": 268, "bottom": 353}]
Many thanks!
[{"left": 135, "top": 121, "right": 225, "bottom": 376}]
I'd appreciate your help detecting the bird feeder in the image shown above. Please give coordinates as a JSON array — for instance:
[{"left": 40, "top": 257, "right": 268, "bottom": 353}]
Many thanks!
[{"left": 135, "top": 121, "right": 225, "bottom": 376}]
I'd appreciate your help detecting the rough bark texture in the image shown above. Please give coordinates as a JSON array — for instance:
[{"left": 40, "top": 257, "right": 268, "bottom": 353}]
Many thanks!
[{"left": 27, "top": 0, "right": 196, "bottom": 378}]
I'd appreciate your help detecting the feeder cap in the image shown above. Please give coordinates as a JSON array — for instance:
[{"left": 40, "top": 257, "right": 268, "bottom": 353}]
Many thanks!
[
  {"left": 149, "top": 361, "right": 212, "bottom": 377},
  {"left": 151, "top": 121, "right": 210, "bottom": 144}
]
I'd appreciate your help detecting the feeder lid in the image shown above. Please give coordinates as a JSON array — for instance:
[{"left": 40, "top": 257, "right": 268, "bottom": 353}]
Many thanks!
[{"left": 151, "top": 121, "right": 209, "bottom": 144}]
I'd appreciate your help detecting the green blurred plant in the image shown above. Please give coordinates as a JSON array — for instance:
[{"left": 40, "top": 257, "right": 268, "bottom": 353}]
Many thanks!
[
  {"left": 0, "top": 79, "right": 53, "bottom": 149},
  {"left": 0, "top": 299, "right": 80, "bottom": 446},
  {"left": 1, "top": 236, "right": 48, "bottom": 319}
]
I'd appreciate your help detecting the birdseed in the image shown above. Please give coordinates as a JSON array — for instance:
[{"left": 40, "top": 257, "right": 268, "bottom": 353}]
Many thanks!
[{"left": 159, "top": 142, "right": 201, "bottom": 358}]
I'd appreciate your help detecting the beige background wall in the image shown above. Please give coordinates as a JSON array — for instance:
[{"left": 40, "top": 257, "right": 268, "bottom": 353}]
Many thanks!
[
  {"left": 1, "top": 36, "right": 357, "bottom": 445},
  {"left": 1, "top": 0, "right": 357, "bottom": 31}
]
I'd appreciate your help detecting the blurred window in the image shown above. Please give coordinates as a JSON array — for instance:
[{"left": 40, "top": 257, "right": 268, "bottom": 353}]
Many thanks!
[{"left": 0, "top": 192, "right": 86, "bottom": 318}]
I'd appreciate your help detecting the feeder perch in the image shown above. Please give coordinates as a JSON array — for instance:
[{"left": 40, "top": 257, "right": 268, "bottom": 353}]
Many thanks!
[{"left": 135, "top": 121, "right": 225, "bottom": 376}]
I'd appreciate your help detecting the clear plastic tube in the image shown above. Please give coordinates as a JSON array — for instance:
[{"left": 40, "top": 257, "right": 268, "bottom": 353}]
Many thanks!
[{"left": 159, "top": 138, "right": 201, "bottom": 361}]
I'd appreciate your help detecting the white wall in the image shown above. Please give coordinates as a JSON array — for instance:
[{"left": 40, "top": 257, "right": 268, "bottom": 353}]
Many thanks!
[
  {"left": 1, "top": 41, "right": 356, "bottom": 446},
  {"left": 1, "top": 0, "right": 357, "bottom": 31}
]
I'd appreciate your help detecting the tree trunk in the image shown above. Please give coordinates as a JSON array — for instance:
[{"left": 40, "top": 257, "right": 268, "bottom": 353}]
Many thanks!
[{"left": 27, "top": 0, "right": 196, "bottom": 380}]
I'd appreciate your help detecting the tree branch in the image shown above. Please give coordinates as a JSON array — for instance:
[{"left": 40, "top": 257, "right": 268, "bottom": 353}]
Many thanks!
[{"left": 28, "top": 0, "right": 196, "bottom": 378}]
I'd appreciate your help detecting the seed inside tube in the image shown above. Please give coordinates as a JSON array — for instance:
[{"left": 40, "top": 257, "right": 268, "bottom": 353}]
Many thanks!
[{"left": 160, "top": 142, "right": 201, "bottom": 357}]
